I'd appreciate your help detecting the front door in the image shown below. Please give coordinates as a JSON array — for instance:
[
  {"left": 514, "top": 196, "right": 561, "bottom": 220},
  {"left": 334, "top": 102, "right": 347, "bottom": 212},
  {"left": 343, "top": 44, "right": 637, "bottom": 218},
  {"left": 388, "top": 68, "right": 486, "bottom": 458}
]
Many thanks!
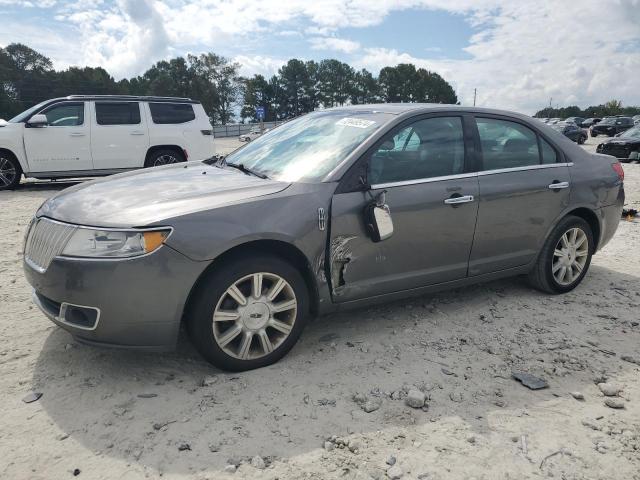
[
  {"left": 329, "top": 115, "right": 479, "bottom": 302},
  {"left": 23, "top": 101, "right": 92, "bottom": 172},
  {"left": 468, "top": 116, "right": 571, "bottom": 276},
  {"left": 90, "top": 101, "right": 149, "bottom": 169}
]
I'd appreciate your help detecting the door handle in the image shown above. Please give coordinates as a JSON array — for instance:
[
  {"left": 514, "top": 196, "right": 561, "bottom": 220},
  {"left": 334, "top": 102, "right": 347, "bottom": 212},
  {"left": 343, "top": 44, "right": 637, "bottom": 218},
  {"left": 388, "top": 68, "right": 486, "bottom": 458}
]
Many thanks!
[
  {"left": 444, "top": 195, "right": 475, "bottom": 205},
  {"left": 69, "top": 132, "right": 85, "bottom": 137},
  {"left": 130, "top": 131, "right": 145, "bottom": 136},
  {"left": 548, "top": 181, "right": 569, "bottom": 190}
]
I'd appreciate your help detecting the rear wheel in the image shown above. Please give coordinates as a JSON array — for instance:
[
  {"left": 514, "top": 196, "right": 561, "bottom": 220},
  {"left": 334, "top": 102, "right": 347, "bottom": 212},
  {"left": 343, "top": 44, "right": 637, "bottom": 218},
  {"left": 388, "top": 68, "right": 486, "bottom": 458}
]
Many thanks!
[
  {"left": 0, "top": 152, "right": 22, "bottom": 190},
  {"left": 144, "top": 148, "right": 185, "bottom": 168},
  {"left": 577, "top": 134, "right": 586, "bottom": 145},
  {"left": 528, "top": 216, "right": 593, "bottom": 294},
  {"left": 187, "top": 255, "right": 308, "bottom": 371}
]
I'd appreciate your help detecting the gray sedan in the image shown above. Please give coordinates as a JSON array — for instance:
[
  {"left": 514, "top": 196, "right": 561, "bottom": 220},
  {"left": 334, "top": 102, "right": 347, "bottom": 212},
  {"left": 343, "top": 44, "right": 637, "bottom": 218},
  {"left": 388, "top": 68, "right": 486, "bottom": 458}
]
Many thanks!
[{"left": 23, "top": 104, "right": 625, "bottom": 371}]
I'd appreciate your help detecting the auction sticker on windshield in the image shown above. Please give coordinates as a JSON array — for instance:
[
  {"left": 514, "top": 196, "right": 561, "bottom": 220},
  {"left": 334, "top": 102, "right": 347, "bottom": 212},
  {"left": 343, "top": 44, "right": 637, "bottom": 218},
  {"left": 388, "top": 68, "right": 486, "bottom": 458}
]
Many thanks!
[{"left": 336, "top": 118, "right": 377, "bottom": 128}]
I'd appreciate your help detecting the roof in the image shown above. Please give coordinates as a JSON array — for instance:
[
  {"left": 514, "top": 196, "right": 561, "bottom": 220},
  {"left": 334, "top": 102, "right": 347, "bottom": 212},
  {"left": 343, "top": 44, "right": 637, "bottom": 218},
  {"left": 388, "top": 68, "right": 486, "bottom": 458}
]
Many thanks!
[
  {"left": 325, "top": 103, "right": 533, "bottom": 120},
  {"left": 62, "top": 95, "right": 200, "bottom": 104}
]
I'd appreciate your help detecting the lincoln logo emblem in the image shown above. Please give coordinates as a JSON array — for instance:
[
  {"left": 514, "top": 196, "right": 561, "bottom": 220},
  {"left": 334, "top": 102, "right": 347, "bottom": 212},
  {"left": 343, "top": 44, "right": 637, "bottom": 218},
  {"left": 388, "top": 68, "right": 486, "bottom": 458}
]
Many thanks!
[{"left": 249, "top": 313, "right": 263, "bottom": 318}]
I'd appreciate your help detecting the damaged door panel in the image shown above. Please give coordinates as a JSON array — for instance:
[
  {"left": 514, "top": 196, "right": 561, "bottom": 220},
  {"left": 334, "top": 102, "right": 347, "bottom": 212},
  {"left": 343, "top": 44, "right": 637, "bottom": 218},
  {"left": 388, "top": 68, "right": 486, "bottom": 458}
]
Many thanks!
[{"left": 328, "top": 176, "right": 480, "bottom": 302}]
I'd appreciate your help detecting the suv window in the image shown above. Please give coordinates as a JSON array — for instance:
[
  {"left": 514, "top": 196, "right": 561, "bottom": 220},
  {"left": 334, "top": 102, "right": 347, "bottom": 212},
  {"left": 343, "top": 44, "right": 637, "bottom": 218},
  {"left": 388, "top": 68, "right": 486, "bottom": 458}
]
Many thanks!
[
  {"left": 96, "top": 102, "right": 141, "bottom": 125},
  {"left": 476, "top": 118, "right": 540, "bottom": 170},
  {"left": 149, "top": 103, "right": 195, "bottom": 124},
  {"left": 41, "top": 102, "right": 84, "bottom": 126},
  {"left": 369, "top": 116, "right": 465, "bottom": 185}
]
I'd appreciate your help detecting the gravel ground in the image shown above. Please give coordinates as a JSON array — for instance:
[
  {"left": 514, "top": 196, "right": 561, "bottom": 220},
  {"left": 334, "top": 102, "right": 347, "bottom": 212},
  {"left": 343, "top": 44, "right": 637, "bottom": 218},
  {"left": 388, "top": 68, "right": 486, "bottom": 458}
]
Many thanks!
[{"left": 1, "top": 137, "right": 639, "bottom": 480}]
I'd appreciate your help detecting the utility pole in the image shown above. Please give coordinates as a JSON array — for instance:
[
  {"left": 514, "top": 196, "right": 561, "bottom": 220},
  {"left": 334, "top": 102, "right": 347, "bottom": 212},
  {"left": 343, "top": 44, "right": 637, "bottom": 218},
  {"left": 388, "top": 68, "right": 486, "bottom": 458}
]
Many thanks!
[{"left": 473, "top": 88, "right": 477, "bottom": 107}]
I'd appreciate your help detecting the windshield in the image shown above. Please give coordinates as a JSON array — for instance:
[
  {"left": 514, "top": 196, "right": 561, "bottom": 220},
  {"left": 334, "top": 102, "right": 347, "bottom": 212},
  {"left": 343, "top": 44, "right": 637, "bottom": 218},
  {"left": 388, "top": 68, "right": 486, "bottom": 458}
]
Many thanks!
[
  {"left": 224, "top": 110, "right": 392, "bottom": 182},
  {"left": 620, "top": 126, "right": 640, "bottom": 139},
  {"left": 599, "top": 117, "right": 616, "bottom": 125},
  {"left": 8, "top": 100, "right": 49, "bottom": 123}
]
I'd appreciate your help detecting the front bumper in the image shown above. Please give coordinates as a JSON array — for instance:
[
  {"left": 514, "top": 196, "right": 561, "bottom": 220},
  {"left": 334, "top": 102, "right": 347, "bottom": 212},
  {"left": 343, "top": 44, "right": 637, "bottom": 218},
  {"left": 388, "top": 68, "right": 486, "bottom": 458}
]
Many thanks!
[{"left": 24, "top": 245, "right": 208, "bottom": 349}]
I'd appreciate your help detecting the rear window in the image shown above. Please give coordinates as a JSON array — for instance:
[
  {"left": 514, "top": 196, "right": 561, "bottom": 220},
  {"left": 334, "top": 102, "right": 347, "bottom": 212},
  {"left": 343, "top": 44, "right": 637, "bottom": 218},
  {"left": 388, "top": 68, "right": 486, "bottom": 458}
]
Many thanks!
[
  {"left": 149, "top": 103, "right": 195, "bottom": 124},
  {"left": 96, "top": 102, "right": 141, "bottom": 125}
]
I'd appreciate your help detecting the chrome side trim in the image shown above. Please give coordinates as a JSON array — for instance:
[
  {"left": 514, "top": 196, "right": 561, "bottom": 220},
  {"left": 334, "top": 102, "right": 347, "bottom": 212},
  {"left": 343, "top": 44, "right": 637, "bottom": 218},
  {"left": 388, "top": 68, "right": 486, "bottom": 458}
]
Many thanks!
[
  {"left": 477, "top": 162, "right": 574, "bottom": 177},
  {"left": 32, "top": 290, "right": 101, "bottom": 331},
  {"left": 371, "top": 162, "right": 574, "bottom": 189},
  {"left": 371, "top": 172, "right": 478, "bottom": 189}
]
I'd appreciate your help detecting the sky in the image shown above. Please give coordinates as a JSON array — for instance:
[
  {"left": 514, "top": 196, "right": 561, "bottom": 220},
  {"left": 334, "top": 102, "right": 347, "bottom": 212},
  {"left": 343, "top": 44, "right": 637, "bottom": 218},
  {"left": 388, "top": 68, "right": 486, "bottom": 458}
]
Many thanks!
[{"left": 1, "top": 0, "right": 639, "bottom": 114}]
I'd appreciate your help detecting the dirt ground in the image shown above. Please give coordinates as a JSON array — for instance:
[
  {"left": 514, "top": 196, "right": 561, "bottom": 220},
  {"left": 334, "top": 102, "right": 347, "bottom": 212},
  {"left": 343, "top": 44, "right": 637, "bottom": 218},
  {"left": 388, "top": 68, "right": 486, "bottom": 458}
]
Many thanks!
[{"left": 1, "top": 136, "right": 639, "bottom": 480}]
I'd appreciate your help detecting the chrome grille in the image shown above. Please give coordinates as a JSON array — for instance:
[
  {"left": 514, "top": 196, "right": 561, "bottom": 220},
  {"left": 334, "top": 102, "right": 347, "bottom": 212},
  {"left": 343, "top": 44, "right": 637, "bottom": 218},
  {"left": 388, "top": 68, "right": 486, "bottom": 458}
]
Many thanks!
[{"left": 24, "top": 218, "right": 76, "bottom": 272}]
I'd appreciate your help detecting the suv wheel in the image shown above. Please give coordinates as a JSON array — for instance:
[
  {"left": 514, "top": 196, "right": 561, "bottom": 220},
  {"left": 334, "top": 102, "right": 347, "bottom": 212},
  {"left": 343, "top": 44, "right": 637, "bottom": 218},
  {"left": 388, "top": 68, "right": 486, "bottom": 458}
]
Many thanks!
[
  {"left": 528, "top": 216, "right": 593, "bottom": 294},
  {"left": 187, "top": 255, "right": 308, "bottom": 371},
  {"left": 577, "top": 134, "right": 586, "bottom": 145},
  {"left": 0, "top": 153, "right": 22, "bottom": 190},
  {"left": 145, "top": 148, "right": 185, "bottom": 168}
]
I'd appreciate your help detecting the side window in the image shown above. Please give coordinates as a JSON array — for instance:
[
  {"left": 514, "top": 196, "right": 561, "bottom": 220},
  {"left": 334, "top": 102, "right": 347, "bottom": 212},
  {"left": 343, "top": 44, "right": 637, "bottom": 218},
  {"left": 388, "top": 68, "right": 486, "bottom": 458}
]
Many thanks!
[
  {"left": 540, "top": 137, "right": 558, "bottom": 164},
  {"left": 369, "top": 116, "right": 465, "bottom": 185},
  {"left": 95, "top": 102, "right": 141, "bottom": 125},
  {"left": 476, "top": 118, "right": 540, "bottom": 170},
  {"left": 40, "top": 103, "right": 84, "bottom": 126},
  {"left": 149, "top": 103, "right": 195, "bottom": 124}
]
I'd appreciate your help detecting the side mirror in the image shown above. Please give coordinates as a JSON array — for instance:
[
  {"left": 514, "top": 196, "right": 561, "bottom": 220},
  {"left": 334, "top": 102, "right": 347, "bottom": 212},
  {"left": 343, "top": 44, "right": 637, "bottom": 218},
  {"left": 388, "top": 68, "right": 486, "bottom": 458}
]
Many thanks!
[
  {"left": 27, "top": 114, "right": 48, "bottom": 128},
  {"left": 364, "top": 190, "right": 394, "bottom": 242}
]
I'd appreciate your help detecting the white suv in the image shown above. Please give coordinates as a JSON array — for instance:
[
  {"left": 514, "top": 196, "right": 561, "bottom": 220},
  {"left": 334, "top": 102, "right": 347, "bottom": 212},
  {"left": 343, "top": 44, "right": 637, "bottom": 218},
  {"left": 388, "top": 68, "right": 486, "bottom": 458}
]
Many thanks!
[{"left": 0, "top": 95, "right": 215, "bottom": 190}]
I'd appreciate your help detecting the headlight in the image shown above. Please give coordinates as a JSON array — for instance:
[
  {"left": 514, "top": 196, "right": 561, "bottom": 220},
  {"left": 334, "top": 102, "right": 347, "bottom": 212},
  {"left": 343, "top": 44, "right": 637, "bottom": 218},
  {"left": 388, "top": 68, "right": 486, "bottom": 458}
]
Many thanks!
[{"left": 61, "top": 227, "right": 171, "bottom": 258}]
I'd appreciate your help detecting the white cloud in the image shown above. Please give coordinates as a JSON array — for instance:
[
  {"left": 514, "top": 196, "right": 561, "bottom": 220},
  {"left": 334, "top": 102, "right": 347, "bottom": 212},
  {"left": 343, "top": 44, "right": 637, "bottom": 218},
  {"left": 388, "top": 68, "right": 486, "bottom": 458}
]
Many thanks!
[
  {"left": 233, "top": 54, "right": 287, "bottom": 78},
  {"left": 309, "top": 36, "right": 360, "bottom": 54},
  {"left": 2, "top": 0, "right": 639, "bottom": 113},
  {"left": 353, "top": 1, "right": 640, "bottom": 113}
]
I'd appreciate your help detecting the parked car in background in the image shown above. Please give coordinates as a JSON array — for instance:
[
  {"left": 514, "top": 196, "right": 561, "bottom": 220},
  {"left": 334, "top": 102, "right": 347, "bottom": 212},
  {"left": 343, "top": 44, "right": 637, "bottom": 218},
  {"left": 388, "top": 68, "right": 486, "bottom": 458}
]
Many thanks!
[
  {"left": 23, "top": 104, "right": 624, "bottom": 370},
  {"left": 565, "top": 117, "right": 586, "bottom": 127},
  {"left": 596, "top": 125, "right": 640, "bottom": 162},
  {"left": 549, "top": 118, "right": 562, "bottom": 124},
  {"left": 633, "top": 114, "right": 640, "bottom": 125},
  {"left": 590, "top": 116, "right": 634, "bottom": 137},
  {"left": 581, "top": 118, "right": 601, "bottom": 129},
  {"left": 239, "top": 126, "right": 263, "bottom": 142},
  {"left": 551, "top": 122, "right": 588, "bottom": 144},
  {"left": 0, "top": 95, "right": 214, "bottom": 191}
]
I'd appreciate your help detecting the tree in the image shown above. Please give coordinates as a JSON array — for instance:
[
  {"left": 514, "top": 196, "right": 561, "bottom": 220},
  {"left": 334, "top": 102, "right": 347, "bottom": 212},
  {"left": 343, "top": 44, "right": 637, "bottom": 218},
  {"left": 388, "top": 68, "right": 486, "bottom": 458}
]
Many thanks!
[
  {"left": 316, "top": 59, "right": 355, "bottom": 107},
  {"left": 350, "top": 69, "right": 379, "bottom": 104},
  {"left": 188, "top": 53, "right": 241, "bottom": 124}
]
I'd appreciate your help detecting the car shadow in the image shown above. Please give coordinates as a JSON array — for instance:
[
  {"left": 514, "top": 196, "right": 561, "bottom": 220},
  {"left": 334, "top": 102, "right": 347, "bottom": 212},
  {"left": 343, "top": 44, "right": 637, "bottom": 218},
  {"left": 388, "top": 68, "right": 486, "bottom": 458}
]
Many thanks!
[{"left": 31, "top": 264, "right": 640, "bottom": 474}]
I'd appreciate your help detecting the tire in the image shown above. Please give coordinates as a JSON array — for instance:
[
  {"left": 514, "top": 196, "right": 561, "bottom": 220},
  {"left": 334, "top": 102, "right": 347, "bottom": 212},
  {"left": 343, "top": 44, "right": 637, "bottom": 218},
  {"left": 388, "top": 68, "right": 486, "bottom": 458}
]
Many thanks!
[
  {"left": 591, "top": 132, "right": 597, "bottom": 137},
  {"left": 528, "top": 216, "right": 594, "bottom": 294},
  {"left": 186, "top": 254, "right": 309, "bottom": 371},
  {"left": 0, "top": 152, "right": 22, "bottom": 191},
  {"left": 144, "top": 148, "right": 185, "bottom": 168},
  {"left": 577, "top": 135, "right": 586, "bottom": 145}
]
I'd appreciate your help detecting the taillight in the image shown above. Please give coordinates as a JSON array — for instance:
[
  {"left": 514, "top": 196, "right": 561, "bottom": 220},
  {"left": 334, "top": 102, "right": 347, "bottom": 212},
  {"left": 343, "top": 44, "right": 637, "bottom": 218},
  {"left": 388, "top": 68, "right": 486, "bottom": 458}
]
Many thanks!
[{"left": 612, "top": 162, "right": 624, "bottom": 182}]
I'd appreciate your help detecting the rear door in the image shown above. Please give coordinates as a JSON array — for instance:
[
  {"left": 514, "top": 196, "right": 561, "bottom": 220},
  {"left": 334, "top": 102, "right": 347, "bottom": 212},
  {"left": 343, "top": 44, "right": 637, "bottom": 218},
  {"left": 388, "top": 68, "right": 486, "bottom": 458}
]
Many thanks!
[
  {"left": 328, "top": 114, "right": 480, "bottom": 302},
  {"left": 90, "top": 101, "right": 149, "bottom": 169},
  {"left": 468, "top": 116, "right": 571, "bottom": 276},
  {"left": 23, "top": 101, "right": 92, "bottom": 172}
]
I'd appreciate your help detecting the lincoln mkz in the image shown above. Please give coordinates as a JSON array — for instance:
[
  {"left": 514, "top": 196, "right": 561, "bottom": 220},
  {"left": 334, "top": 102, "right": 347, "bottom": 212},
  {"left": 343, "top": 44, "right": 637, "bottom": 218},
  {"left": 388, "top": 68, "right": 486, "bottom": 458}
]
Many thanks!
[{"left": 23, "top": 104, "right": 625, "bottom": 370}]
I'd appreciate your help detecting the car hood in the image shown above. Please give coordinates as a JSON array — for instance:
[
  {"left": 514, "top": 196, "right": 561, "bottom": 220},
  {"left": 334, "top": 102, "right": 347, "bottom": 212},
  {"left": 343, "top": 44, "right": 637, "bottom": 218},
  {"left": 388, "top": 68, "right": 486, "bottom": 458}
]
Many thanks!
[
  {"left": 600, "top": 137, "right": 640, "bottom": 145},
  {"left": 37, "top": 162, "right": 291, "bottom": 227}
]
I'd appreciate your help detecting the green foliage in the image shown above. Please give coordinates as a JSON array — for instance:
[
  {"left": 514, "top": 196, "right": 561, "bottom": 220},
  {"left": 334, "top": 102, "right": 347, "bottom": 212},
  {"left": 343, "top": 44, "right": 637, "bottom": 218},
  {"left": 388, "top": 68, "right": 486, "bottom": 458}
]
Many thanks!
[
  {"left": 0, "top": 43, "right": 460, "bottom": 125},
  {"left": 534, "top": 99, "right": 640, "bottom": 119}
]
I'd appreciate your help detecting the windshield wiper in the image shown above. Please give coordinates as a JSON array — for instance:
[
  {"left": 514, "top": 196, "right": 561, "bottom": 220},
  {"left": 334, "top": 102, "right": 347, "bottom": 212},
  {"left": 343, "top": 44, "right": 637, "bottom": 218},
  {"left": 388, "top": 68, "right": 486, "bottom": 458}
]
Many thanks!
[{"left": 225, "top": 162, "right": 269, "bottom": 179}]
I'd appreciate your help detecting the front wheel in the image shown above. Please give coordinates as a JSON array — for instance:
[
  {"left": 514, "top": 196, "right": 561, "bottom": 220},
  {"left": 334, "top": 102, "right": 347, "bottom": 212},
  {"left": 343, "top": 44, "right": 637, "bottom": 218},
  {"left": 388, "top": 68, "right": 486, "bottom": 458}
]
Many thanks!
[
  {"left": 577, "top": 135, "right": 586, "bottom": 145},
  {"left": 0, "top": 153, "right": 22, "bottom": 190},
  {"left": 528, "top": 216, "right": 593, "bottom": 294},
  {"left": 187, "top": 255, "right": 308, "bottom": 371}
]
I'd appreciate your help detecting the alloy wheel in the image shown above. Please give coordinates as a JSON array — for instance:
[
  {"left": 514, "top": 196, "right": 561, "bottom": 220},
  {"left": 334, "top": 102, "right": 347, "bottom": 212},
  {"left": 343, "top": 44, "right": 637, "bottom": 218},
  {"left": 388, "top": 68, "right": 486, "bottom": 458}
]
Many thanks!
[
  {"left": 552, "top": 227, "right": 589, "bottom": 286},
  {"left": 153, "top": 154, "right": 179, "bottom": 166},
  {"left": 0, "top": 157, "right": 17, "bottom": 187},
  {"left": 212, "top": 272, "right": 297, "bottom": 360}
]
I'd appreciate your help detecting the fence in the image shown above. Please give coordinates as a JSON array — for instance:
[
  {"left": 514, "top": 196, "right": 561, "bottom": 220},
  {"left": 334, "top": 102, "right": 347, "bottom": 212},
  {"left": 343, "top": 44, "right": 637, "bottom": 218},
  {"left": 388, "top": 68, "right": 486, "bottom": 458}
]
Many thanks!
[{"left": 213, "top": 121, "right": 281, "bottom": 138}]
